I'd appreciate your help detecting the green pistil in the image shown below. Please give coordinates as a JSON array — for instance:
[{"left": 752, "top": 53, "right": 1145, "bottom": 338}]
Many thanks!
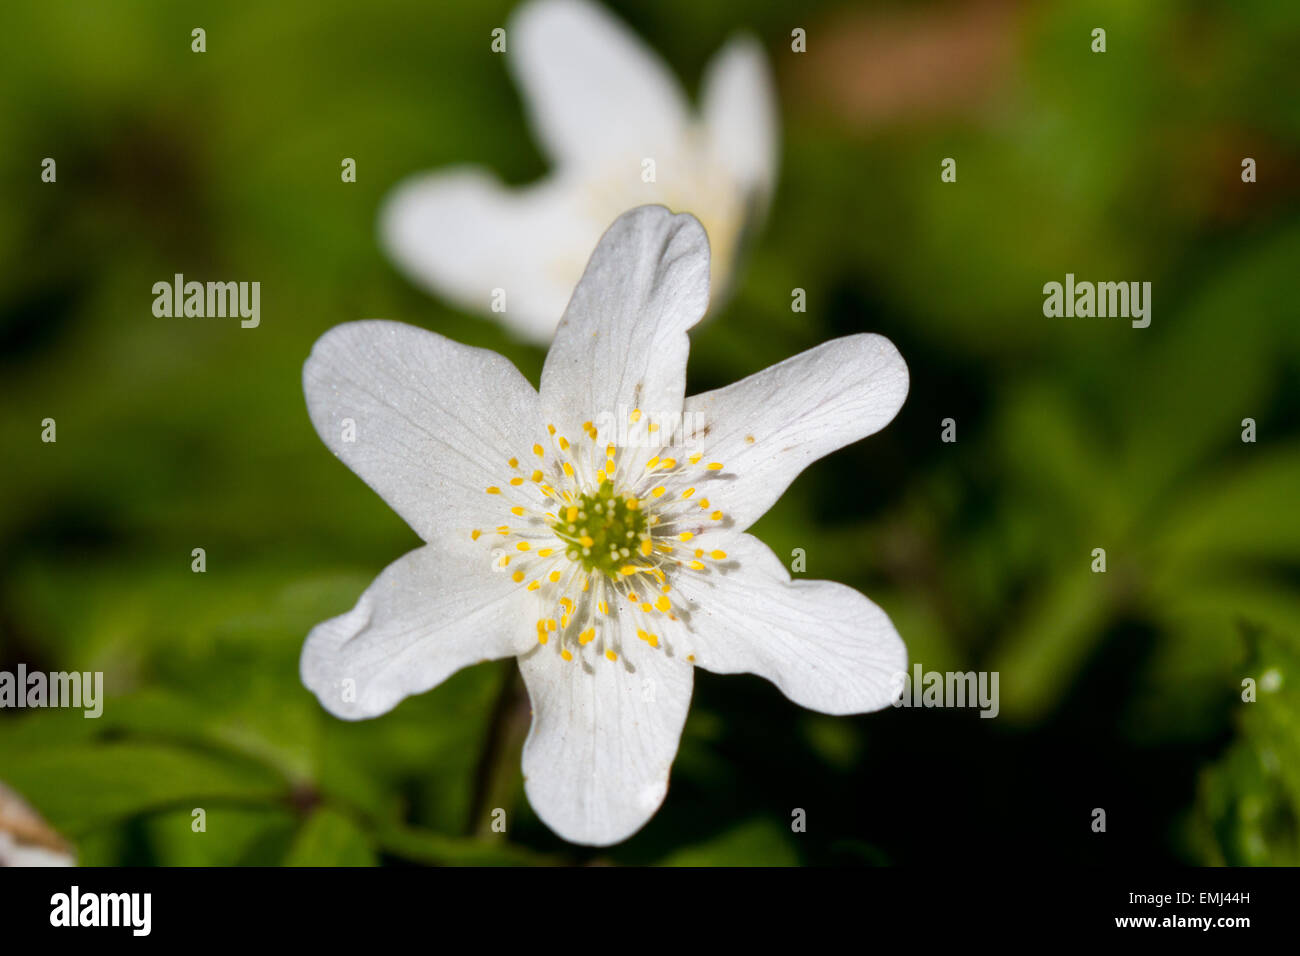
[{"left": 555, "top": 480, "right": 648, "bottom": 577}]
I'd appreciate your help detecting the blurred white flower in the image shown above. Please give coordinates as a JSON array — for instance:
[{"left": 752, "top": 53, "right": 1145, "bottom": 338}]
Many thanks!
[
  {"left": 302, "top": 206, "right": 906, "bottom": 845},
  {"left": 381, "top": 0, "right": 778, "bottom": 343},
  {"left": 0, "top": 782, "right": 75, "bottom": 867}
]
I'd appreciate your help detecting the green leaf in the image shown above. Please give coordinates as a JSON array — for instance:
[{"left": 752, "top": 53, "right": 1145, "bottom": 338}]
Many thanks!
[
  {"left": 0, "top": 741, "right": 288, "bottom": 836},
  {"left": 659, "top": 818, "right": 799, "bottom": 867},
  {"left": 1192, "top": 634, "right": 1300, "bottom": 865},
  {"left": 371, "top": 821, "right": 558, "bottom": 867},
  {"left": 284, "top": 807, "right": 377, "bottom": 867}
]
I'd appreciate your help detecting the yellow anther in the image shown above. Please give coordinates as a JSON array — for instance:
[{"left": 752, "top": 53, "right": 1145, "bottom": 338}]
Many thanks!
[
  {"left": 640, "top": 539, "right": 653, "bottom": 556},
  {"left": 531, "top": 470, "right": 543, "bottom": 482},
  {"left": 641, "top": 602, "right": 653, "bottom": 613},
  {"left": 647, "top": 633, "right": 659, "bottom": 648},
  {"left": 688, "top": 453, "right": 702, "bottom": 464},
  {"left": 619, "top": 565, "right": 638, "bottom": 576},
  {"left": 707, "top": 462, "right": 724, "bottom": 471},
  {"left": 597, "top": 601, "right": 609, "bottom": 615},
  {"left": 560, "top": 597, "right": 574, "bottom": 612},
  {"left": 471, "top": 529, "right": 481, "bottom": 540},
  {"left": 579, "top": 628, "right": 595, "bottom": 645},
  {"left": 710, "top": 550, "right": 727, "bottom": 560},
  {"left": 517, "top": 541, "right": 531, "bottom": 551},
  {"left": 562, "top": 461, "right": 574, "bottom": 476},
  {"left": 510, "top": 477, "right": 524, "bottom": 486},
  {"left": 497, "top": 526, "right": 510, "bottom": 534},
  {"left": 549, "top": 570, "right": 561, "bottom": 583},
  {"left": 486, "top": 486, "right": 501, "bottom": 495},
  {"left": 561, "top": 649, "right": 573, "bottom": 661},
  {"left": 710, "top": 511, "right": 723, "bottom": 521},
  {"left": 678, "top": 532, "right": 694, "bottom": 541},
  {"left": 689, "top": 560, "right": 706, "bottom": 570},
  {"left": 606, "top": 649, "right": 618, "bottom": 661},
  {"left": 655, "top": 595, "right": 671, "bottom": 612},
  {"left": 546, "top": 619, "right": 557, "bottom": 632},
  {"left": 579, "top": 535, "right": 594, "bottom": 547},
  {"left": 537, "top": 548, "right": 554, "bottom": 557},
  {"left": 533, "top": 444, "right": 544, "bottom": 456},
  {"left": 645, "top": 456, "right": 660, "bottom": 470},
  {"left": 699, "top": 498, "right": 710, "bottom": 508},
  {"left": 508, "top": 457, "right": 518, "bottom": 468},
  {"left": 527, "top": 580, "right": 541, "bottom": 591},
  {"left": 512, "top": 571, "right": 525, "bottom": 583},
  {"left": 651, "top": 486, "right": 666, "bottom": 498},
  {"left": 538, "top": 633, "right": 548, "bottom": 645},
  {"left": 558, "top": 437, "right": 570, "bottom": 451},
  {"left": 547, "top": 425, "right": 556, "bottom": 435},
  {"left": 659, "top": 458, "right": 677, "bottom": 469},
  {"left": 629, "top": 409, "right": 642, "bottom": 423},
  {"left": 511, "top": 506, "right": 525, "bottom": 517}
]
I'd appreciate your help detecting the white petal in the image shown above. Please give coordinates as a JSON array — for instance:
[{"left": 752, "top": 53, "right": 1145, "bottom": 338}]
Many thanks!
[
  {"left": 379, "top": 169, "right": 597, "bottom": 343},
  {"left": 682, "top": 334, "right": 908, "bottom": 532},
  {"left": 0, "top": 784, "right": 74, "bottom": 866},
  {"left": 519, "top": 633, "right": 693, "bottom": 845},
  {"left": 0, "top": 834, "right": 74, "bottom": 867},
  {"left": 540, "top": 205, "right": 710, "bottom": 437},
  {"left": 302, "top": 540, "right": 536, "bottom": 720},
  {"left": 303, "top": 320, "right": 542, "bottom": 541},
  {"left": 510, "top": 0, "right": 690, "bottom": 171},
  {"left": 701, "top": 35, "right": 780, "bottom": 215},
  {"left": 673, "top": 533, "right": 906, "bottom": 715}
]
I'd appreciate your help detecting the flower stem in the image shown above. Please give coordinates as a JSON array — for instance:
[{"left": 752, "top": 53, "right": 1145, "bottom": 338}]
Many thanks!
[{"left": 467, "top": 664, "right": 531, "bottom": 838}]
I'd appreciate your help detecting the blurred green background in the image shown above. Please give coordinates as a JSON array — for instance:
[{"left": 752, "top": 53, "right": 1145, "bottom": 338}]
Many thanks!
[{"left": 2, "top": 0, "right": 1298, "bottom": 866}]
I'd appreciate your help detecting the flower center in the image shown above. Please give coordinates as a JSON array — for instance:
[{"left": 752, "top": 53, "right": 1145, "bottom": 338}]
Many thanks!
[
  {"left": 473, "top": 411, "right": 735, "bottom": 667},
  {"left": 553, "top": 481, "right": 650, "bottom": 578}
]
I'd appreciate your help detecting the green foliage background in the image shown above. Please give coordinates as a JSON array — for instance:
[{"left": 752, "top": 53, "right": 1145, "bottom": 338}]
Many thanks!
[{"left": 1, "top": 0, "right": 1298, "bottom": 865}]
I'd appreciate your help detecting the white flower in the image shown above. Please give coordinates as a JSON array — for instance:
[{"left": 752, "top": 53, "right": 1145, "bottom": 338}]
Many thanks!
[
  {"left": 302, "top": 206, "right": 907, "bottom": 846},
  {"left": 0, "top": 782, "right": 75, "bottom": 867},
  {"left": 380, "top": 0, "right": 778, "bottom": 343}
]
